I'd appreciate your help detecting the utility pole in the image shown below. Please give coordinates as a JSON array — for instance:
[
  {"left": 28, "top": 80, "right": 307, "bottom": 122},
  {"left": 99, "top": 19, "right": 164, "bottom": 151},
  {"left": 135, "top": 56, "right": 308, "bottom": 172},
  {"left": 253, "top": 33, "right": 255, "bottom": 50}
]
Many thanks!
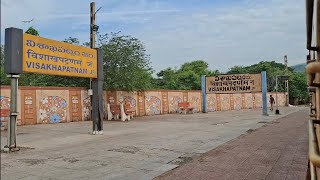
[
  {"left": 284, "top": 55, "right": 289, "bottom": 106},
  {"left": 90, "top": 2, "right": 103, "bottom": 134},
  {"left": 89, "top": 2, "right": 95, "bottom": 124}
]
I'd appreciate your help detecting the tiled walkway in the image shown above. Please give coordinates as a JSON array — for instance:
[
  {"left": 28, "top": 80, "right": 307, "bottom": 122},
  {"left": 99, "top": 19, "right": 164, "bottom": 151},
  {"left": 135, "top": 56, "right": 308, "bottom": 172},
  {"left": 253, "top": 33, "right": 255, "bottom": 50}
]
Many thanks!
[{"left": 155, "top": 109, "right": 309, "bottom": 180}]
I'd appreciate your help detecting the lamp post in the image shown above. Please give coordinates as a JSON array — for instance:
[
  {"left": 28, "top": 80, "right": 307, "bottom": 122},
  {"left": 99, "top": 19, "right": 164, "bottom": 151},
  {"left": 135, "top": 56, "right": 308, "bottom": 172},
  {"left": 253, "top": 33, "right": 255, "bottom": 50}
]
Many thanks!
[
  {"left": 275, "top": 75, "right": 280, "bottom": 115},
  {"left": 275, "top": 75, "right": 289, "bottom": 115},
  {"left": 284, "top": 55, "right": 289, "bottom": 106}
]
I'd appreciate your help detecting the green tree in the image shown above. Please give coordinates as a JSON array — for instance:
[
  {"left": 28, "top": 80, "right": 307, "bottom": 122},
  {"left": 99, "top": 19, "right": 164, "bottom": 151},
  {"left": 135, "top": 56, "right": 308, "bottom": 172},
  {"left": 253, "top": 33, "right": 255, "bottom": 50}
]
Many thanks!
[
  {"left": 227, "top": 61, "right": 308, "bottom": 103},
  {"left": 99, "top": 32, "right": 153, "bottom": 91},
  {"left": 25, "top": 26, "right": 39, "bottom": 36},
  {"left": 0, "top": 45, "right": 10, "bottom": 85},
  {"left": 63, "top": 37, "right": 80, "bottom": 45},
  {"left": 154, "top": 60, "right": 220, "bottom": 90}
]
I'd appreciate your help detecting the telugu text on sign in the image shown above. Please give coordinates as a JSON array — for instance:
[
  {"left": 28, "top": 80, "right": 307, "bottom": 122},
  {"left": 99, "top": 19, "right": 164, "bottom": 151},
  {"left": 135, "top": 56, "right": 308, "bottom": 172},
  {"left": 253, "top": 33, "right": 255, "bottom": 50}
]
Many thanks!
[
  {"left": 205, "top": 74, "right": 262, "bottom": 94},
  {"left": 23, "top": 33, "right": 97, "bottom": 78}
]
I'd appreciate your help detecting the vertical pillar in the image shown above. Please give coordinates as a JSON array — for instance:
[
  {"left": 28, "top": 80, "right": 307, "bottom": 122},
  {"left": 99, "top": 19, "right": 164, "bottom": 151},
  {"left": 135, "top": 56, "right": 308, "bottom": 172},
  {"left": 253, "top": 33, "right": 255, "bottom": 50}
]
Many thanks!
[
  {"left": 92, "top": 49, "right": 104, "bottom": 134},
  {"left": 261, "top": 71, "right": 268, "bottom": 116},
  {"left": 4, "top": 27, "right": 23, "bottom": 151},
  {"left": 7, "top": 75, "right": 19, "bottom": 149},
  {"left": 201, "top": 75, "right": 207, "bottom": 113}
]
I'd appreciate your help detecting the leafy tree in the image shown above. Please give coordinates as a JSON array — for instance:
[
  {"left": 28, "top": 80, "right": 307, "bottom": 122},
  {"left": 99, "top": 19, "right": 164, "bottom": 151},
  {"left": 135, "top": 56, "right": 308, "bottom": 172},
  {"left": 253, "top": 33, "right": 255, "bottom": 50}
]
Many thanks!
[
  {"left": 63, "top": 37, "right": 80, "bottom": 45},
  {"left": 99, "top": 32, "right": 153, "bottom": 91},
  {"left": 227, "top": 61, "right": 308, "bottom": 103},
  {"left": 154, "top": 60, "right": 220, "bottom": 90},
  {"left": 25, "top": 27, "right": 39, "bottom": 36},
  {"left": 0, "top": 45, "right": 10, "bottom": 85}
]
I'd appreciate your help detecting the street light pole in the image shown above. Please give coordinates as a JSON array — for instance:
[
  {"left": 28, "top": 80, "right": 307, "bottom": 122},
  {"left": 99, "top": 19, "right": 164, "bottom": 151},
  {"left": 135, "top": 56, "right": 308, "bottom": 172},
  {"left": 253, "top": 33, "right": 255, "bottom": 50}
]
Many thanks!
[
  {"left": 275, "top": 75, "right": 280, "bottom": 115},
  {"left": 284, "top": 55, "right": 289, "bottom": 106}
]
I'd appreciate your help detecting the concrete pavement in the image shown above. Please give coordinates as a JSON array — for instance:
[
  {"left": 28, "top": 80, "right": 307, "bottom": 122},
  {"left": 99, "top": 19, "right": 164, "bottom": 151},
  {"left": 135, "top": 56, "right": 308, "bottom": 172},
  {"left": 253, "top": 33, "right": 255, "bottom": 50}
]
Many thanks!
[
  {"left": 155, "top": 109, "right": 309, "bottom": 180},
  {"left": 1, "top": 106, "right": 306, "bottom": 180}
]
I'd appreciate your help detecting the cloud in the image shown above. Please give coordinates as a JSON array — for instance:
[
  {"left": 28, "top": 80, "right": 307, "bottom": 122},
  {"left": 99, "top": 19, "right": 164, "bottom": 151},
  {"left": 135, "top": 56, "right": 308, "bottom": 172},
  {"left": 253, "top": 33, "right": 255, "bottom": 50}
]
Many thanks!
[
  {"left": 1, "top": 0, "right": 307, "bottom": 73},
  {"left": 132, "top": 0, "right": 307, "bottom": 72}
]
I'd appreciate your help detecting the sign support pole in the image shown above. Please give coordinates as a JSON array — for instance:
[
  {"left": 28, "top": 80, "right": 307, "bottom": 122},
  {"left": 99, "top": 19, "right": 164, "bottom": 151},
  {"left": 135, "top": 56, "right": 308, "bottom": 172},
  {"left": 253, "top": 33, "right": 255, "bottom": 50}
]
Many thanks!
[
  {"left": 261, "top": 71, "right": 268, "bottom": 116},
  {"left": 201, "top": 75, "right": 207, "bottom": 113},
  {"left": 7, "top": 75, "right": 19, "bottom": 150},
  {"left": 92, "top": 49, "right": 104, "bottom": 135},
  {"left": 4, "top": 27, "right": 23, "bottom": 152}
]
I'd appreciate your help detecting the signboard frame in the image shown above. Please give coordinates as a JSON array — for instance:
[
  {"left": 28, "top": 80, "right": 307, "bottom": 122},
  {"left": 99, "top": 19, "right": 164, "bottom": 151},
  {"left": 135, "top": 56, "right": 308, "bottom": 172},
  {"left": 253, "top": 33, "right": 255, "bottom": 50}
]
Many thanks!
[{"left": 205, "top": 73, "right": 262, "bottom": 94}]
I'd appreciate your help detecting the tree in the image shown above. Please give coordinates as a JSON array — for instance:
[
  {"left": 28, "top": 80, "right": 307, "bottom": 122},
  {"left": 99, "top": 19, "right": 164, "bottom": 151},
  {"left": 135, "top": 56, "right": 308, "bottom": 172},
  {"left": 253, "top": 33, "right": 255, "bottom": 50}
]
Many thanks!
[
  {"left": 227, "top": 61, "right": 308, "bottom": 103},
  {"left": 25, "top": 27, "right": 39, "bottom": 36},
  {"left": 63, "top": 37, "right": 80, "bottom": 45},
  {"left": 154, "top": 60, "right": 220, "bottom": 90},
  {"left": 0, "top": 45, "right": 10, "bottom": 85},
  {"left": 99, "top": 32, "right": 153, "bottom": 91}
]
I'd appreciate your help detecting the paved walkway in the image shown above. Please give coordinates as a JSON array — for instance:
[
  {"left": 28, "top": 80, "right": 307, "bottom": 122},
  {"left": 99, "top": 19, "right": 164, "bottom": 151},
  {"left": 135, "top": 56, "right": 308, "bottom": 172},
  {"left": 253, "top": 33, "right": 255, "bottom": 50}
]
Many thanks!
[
  {"left": 1, "top": 107, "right": 307, "bottom": 180},
  {"left": 155, "top": 109, "right": 309, "bottom": 180}
]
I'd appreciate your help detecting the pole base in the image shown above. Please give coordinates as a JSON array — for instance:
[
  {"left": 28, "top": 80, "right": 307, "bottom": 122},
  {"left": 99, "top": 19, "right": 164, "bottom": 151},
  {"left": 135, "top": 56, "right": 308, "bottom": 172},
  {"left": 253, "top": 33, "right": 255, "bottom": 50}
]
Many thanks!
[
  {"left": 2, "top": 145, "right": 20, "bottom": 153},
  {"left": 91, "top": 131, "right": 103, "bottom": 135},
  {"left": 275, "top": 109, "right": 280, "bottom": 115}
]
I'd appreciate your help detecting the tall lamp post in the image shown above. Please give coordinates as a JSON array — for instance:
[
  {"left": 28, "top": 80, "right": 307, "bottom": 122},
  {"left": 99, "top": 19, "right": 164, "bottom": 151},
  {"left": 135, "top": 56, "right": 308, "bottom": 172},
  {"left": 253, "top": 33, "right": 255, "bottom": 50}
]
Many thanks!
[
  {"left": 284, "top": 55, "right": 289, "bottom": 106},
  {"left": 275, "top": 75, "right": 289, "bottom": 115},
  {"left": 275, "top": 75, "right": 280, "bottom": 115}
]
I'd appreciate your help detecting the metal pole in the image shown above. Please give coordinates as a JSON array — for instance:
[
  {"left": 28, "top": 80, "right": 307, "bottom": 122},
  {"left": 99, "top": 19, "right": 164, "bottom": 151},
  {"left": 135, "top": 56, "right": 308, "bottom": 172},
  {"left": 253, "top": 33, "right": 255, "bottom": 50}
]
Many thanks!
[
  {"left": 90, "top": 2, "right": 96, "bottom": 133},
  {"left": 201, "top": 75, "right": 207, "bottom": 113},
  {"left": 7, "top": 74, "right": 19, "bottom": 150},
  {"left": 261, "top": 71, "right": 268, "bottom": 116},
  {"left": 275, "top": 75, "right": 280, "bottom": 114},
  {"left": 284, "top": 55, "right": 289, "bottom": 106}
]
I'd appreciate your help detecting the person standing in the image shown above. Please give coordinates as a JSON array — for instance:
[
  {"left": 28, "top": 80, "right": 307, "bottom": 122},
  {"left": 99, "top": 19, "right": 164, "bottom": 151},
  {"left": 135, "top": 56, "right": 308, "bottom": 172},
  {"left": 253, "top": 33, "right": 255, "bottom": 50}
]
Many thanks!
[{"left": 269, "top": 95, "right": 275, "bottom": 111}]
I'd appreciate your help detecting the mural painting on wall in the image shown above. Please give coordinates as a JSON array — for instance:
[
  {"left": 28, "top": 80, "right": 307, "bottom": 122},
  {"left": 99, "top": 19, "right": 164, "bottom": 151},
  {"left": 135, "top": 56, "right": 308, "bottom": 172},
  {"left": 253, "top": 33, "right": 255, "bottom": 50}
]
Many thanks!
[
  {"left": 220, "top": 94, "right": 231, "bottom": 111},
  {"left": 71, "top": 96, "right": 79, "bottom": 113},
  {"left": 207, "top": 95, "right": 217, "bottom": 112},
  {"left": 169, "top": 96, "right": 182, "bottom": 113},
  {"left": 39, "top": 96, "right": 67, "bottom": 123},
  {"left": 255, "top": 94, "right": 262, "bottom": 108},
  {"left": 233, "top": 94, "right": 242, "bottom": 110},
  {"left": 190, "top": 96, "right": 201, "bottom": 112},
  {"left": 0, "top": 96, "right": 10, "bottom": 127},
  {"left": 83, "top": 97, "right": 91, "bottom": 121},
  {"left": 145, "top": 96, "right": 161, "bottom": 115},
  {"left": 245, "top": 94, "right": 253, "bottom": 109},
  {"left": 122, "top": 96, "right": 137, "bottom": 113}
]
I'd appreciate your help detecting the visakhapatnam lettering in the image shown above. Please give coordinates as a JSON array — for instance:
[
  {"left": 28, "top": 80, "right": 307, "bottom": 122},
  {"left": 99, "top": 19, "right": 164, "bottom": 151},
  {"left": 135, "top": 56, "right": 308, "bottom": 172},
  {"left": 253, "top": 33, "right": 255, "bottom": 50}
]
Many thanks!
[
  {"left": 25, "top": 61, "right": 90, "bottom": 75},
  {"left": 208, "top": 86, "right": 251, "bottom": 92}
]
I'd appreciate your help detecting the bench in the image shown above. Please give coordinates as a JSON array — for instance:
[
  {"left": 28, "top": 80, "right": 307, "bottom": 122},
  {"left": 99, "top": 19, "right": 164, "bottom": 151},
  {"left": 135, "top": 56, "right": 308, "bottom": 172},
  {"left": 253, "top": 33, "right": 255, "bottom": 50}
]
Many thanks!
[
  {"left": 178, "top": 102, "right": 194, "bottom": 114},
  {"left": 107, "top": 104, "right": 121, "bottom": 120},
  {"left": 124, "top": 103, "right": 134, "bottom": 119},
  {"left": 107, "top": 103, "right": 133, "bottom": 121}
]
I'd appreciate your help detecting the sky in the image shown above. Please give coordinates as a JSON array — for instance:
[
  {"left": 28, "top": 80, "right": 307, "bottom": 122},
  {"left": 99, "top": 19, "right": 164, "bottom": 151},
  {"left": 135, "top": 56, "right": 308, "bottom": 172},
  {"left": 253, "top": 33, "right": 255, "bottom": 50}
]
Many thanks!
[{"left": 1, "top": 0, "right": 307, "bottom": 73}]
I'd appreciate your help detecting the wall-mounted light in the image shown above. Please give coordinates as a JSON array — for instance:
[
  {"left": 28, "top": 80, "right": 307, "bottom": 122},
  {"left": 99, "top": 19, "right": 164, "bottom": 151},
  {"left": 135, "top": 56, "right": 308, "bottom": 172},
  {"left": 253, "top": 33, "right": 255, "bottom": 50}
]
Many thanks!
[{"left": 92, "top": 25, "right": 99, "bottom": 32}]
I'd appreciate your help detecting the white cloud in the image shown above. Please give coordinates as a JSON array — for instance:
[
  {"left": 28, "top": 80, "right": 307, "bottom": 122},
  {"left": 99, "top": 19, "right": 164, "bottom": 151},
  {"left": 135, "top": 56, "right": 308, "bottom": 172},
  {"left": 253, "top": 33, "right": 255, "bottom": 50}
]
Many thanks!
[
  {"left": 1, "top": 0, "right": 308, "bottom": 73},
  {"left": 131, "top": 0, "right": 307, "bottom": 72}
]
